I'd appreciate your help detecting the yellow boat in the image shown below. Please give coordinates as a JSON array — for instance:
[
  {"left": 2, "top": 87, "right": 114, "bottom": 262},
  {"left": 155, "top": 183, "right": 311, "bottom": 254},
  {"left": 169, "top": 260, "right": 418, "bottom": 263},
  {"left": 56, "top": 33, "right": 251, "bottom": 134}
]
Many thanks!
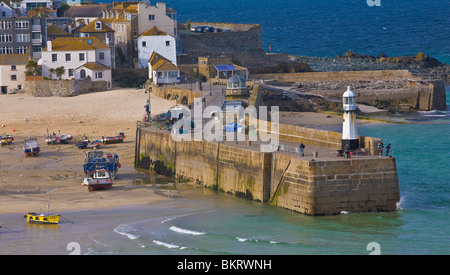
[{"left": 24, "top": 212, "right": 61, "bottom": 225}]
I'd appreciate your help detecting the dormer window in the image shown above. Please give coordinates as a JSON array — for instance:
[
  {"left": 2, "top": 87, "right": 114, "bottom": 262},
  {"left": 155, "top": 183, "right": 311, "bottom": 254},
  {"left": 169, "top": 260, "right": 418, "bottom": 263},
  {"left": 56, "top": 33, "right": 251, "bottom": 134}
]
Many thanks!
[{"left": 95, "top": 21, "right": 102, "bottom": 30}]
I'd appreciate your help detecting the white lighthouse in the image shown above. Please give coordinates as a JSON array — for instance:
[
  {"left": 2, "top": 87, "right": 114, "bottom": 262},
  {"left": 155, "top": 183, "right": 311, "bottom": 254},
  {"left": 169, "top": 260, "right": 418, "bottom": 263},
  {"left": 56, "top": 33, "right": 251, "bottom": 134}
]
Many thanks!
[{"left": 342, "top": 86, "right": 359, "bottom": 150}]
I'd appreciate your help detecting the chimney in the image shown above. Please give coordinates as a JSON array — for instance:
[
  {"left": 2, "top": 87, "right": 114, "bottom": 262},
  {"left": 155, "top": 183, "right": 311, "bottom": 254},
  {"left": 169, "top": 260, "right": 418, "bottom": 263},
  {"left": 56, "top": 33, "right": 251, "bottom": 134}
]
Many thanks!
[{"left": 47, "top": 39, "right": 52, "bottom": 51}]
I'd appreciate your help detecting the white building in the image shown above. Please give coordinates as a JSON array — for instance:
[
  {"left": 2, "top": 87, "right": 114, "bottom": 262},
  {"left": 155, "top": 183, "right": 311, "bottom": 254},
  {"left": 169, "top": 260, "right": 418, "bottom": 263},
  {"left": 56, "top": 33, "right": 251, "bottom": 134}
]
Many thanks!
[
  {"left": 41, "top": 37, "right": 112, "bottom": 88},
  {"left": 0, "top": 54, "right": 29, "bottom": 94},
  {"left": 10, "top": 0, "right": 54, "bottom": 17},
  {"left": 148, "top": 51, "right": 179, "bottom": 85},
  {"left": 137, "top": 26, "right": 176, "bottom": 69}
]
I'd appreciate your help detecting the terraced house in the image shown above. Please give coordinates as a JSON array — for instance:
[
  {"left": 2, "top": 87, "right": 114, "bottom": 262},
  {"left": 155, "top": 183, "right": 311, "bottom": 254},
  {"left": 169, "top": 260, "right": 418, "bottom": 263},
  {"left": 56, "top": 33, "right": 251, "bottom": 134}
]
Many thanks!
[
  {"left": 100, "top": 1, "right": 177, "bottom": 68},
  {"left": 41, "top": 36, "right": 112, "bottom": 88}
]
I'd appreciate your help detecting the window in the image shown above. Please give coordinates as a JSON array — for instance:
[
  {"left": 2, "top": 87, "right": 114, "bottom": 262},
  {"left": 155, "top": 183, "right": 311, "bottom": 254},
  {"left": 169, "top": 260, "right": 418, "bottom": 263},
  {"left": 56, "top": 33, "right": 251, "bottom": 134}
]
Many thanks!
[
  {"left": 18, "top": 85, "right": 22, "bottom": 90},
  {"left": 16, "top": 33, "right": 30, "bottom": 42},
  {"left": 79, "top": 53, "right": 85, "bottom": 61},
  {"left": 166, "top": 41, "right": 170, "bottom": 46},
  {"left": 16, "top": 46, "right": 27, "bottom": 54},
  {"left": 11, "top": 75, "right": 17, "bottom": 81},
  {"left": 95, "top": 22, "right": 101, "bottom": 30},
  {"left": 0, "top": 21, "right": 12, "bottom": 30},
  {"left": 99, "top": 52, "right": 104, "bottom": 60},
  {"left": 95, "top": 72, "right": 103, "bottom": 79},
  {"left": 15, "top": 20, "right": 29, "bottom": 29},
  {"left": 52, "top": 54, "right": 57, "bottom": 62},
  {"left": 142, "top": 41, "right": 146, "bottom": 47},
  {"left": 168, "top": 71, "right": 178, "bottom": 78},
  {"left": 0, "top": 46, "right": 13, "bottom": 54},
  {"left": 1, "top": 12, "right": 5, "bottom": 17},
  {"left": 66, "top": 53, "right": 71, "bottom": 61},
  {"left": 11, "top": 65, "right": 16, "bottom": 71},
  {"left": 148, "top": 14, "right": 155, "bottom": 21},
  {"left": 68, "top": 69, "right": 73, "bottom": 77},
  {"left": 0, "top": 33, "right": 12, "bottom": 43},
  {"left": 80, "top": 69, "right": 86, "bottom": 79}
]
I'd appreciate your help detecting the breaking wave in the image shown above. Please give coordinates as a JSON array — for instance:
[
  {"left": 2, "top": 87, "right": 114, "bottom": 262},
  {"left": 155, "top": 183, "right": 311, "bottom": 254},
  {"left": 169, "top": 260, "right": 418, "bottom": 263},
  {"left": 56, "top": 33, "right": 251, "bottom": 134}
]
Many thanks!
[
  {"left": 114, "top": 224, "right": 140, "bottom": 240},
  {"left": 153, "top": 240, "right": 187, "bottom": 250},
  {"left": 169, "top": 226, "right": 206, "bottom": 235}
]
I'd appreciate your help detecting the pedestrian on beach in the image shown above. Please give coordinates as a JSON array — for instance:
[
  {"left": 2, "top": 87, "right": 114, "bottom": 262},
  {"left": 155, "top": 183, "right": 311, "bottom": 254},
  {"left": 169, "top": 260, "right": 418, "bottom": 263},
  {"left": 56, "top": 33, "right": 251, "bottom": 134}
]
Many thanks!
[
  {"left": 385, "top": 143, "right": 391, "bottom": 156},
  {"left": 299, "top": 142, "right": 305, "bottom": 157},
  {"left": 344, "top": 144, "right": 351, "bottom": 159}
]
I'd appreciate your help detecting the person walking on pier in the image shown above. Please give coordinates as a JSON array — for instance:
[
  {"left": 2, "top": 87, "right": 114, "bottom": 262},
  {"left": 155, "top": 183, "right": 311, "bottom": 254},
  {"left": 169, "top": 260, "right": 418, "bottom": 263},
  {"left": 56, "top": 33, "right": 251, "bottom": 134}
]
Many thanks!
[
  {"left": 344, "top": 144, "right": 351, "bottom": 159},
  {"left": 385, "top": 143, "right": 391, "bottom": 156},
  {"left": 299, "top": 142, "right": 305, "bottom": 157}
]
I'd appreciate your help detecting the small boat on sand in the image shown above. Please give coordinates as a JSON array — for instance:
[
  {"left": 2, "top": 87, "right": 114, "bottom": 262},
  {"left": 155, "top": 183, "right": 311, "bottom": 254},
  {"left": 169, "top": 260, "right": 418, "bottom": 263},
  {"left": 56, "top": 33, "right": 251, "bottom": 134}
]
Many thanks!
[
  {"left": 82, "top": 168, "right": 114, "bottom": 191},
  {"left": 23, "top": 138, "right": 40, "bottom": 156},
  {"left": 87, "top": 140, "right": 102, "bottom": 149},
  {"left": 101, "top": 132, "right": 126, "bottom": 144},
  {"left": 0, "top": 134, "right": 13, "bottom": 145},
  {"left": 58, "top": 134, "right": 73, "bottom": 144},
  {"left": 75, "top": 136, "right": 90, "bottom": 149},
  {"left": 24, "top": 212, "right": 61, "bottom": 224}
]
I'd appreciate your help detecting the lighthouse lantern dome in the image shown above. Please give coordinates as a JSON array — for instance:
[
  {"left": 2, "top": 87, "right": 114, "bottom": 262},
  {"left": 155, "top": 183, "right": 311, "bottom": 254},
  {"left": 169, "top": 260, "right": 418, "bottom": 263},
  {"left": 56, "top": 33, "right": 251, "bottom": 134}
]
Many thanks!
[{"left": 343, "top": 86, "right": 356, "bottom": 111}]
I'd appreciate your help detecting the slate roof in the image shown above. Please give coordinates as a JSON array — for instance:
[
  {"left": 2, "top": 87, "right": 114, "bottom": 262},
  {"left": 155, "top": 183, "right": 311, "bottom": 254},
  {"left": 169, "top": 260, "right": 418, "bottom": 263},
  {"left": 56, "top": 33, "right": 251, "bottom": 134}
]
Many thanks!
[{"left": 65, "top": 4, "right": 107, "bottom": 18}]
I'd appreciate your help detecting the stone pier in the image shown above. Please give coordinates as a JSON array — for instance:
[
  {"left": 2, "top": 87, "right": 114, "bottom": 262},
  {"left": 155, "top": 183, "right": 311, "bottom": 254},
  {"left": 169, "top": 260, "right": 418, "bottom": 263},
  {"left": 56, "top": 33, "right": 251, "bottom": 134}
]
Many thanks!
[{"left": 135, "top": 127, "right": 400, "bottom": 216}]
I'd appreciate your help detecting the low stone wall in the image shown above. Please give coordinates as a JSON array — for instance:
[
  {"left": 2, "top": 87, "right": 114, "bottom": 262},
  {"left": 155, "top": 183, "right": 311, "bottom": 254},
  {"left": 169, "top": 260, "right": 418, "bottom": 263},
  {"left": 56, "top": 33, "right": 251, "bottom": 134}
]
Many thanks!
[
  {"left": 24, "top": 78, "right": 108, "bottom": 97},
  {"left": 149, "top": 83, "right": 200, "bottom": 105}
]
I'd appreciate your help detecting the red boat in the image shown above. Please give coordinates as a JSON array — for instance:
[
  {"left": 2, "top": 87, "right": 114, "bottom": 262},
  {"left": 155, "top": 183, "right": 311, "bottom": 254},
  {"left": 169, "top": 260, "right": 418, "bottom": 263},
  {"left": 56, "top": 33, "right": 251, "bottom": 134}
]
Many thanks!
[
  {"left": 101, "top": 132, "right": 125, "bottom": 144},
  {"left": 82, "top": 168, "right": 114, "bottom": 191}
]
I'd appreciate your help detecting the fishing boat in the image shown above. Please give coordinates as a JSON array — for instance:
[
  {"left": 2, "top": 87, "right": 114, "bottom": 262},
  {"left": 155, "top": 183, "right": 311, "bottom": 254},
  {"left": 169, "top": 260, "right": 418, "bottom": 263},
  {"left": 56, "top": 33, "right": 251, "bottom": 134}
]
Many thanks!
[
  {"left": 0, "top": 134, "right": 13, "bottom": 145},
  {"left": 82, "top": 168, "right": 114, "bottom": 191},
  {"left": 83, "top": 151, "right": 120, "bottom": 177},
  {"left": 24, "top": 212, "right": 61, "bottom": 224},
  {"left": 58, "top": 134, "right": 73, "bottom": 144},
  {"left": 101, "top": 132, "right": 126, "bottom": 144},
  {"left": 23, "top": 138, "right": 40, "bottom": 156},
  {"left": 87, "top": 140, "right": 102, "bottom": 150},
  {"left": 75, "top": 136, "right": 90, "bottom": 149},
  {"left": 45, "top": 134, "right": 57, "bottom": 144}
]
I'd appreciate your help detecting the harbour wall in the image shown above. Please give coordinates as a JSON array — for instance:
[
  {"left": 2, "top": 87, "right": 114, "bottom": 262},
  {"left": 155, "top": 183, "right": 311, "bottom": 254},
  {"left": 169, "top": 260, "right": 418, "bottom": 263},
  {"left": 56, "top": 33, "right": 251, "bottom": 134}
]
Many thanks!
[
  {"left": 136, "top": 128, "right": 399, "bottom": 215},
  {"left": 251, "top": 70, "right": 447, "bottom": 111}
]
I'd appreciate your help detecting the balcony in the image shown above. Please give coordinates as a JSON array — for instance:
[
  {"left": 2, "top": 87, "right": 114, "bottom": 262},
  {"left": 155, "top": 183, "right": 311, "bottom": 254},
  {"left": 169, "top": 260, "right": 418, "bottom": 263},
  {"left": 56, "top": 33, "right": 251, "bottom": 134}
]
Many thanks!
[
  {"left": 31, "top": 25, "right": 41, "bottom": 32},
  {"left": 32, "top": 38, "right": 42, "bottom": 44}
]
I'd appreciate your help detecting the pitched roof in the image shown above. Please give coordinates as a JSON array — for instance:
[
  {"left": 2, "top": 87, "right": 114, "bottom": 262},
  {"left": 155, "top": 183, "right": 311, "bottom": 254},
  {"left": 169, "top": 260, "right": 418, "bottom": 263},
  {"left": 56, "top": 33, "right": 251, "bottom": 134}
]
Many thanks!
[
  {"left": 44, "top": 37, "right": 109, "bottom": 51},
  {"left": 47, "top": 24, "right": 71, "bottom": 36},
  {"left": 65, "top": 4, "right": 107, "bottom": 17},
  {"left": 75, "top": 62, "right": 111, "bottom": 71},
  {"left": 148, "top": 51, "right": 170, "bottom": 66},
  {"left": 152, "top": 59, "right": 179, "bottom": 72},
  {"left": 79, "top": 19, "right": 114, "bottom": 33},
  {"left": 0, "top": 54, "right": 29, "bottom": 65},
  {"left": 139, "top": 26, "right": 168, "bottom": 37}
]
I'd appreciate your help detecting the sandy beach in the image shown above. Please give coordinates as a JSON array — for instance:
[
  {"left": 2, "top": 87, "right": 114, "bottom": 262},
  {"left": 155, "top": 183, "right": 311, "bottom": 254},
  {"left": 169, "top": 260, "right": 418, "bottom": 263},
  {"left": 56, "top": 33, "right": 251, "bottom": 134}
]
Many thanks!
[
  {"left": 0, "top": 88, "right": 180, "bottom": 215},
  {"left": 0, "top": 88, "right": 375, "bottom": 215}
]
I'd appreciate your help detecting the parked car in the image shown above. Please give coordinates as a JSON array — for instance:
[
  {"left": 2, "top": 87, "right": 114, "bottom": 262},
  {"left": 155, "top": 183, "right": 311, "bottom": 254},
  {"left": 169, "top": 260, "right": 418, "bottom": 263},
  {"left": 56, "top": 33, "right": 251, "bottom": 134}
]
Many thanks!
[
  {"left": 193, "top": 26, "right": 206, "bottom": 33},
  {"left": 204, "top": 26, "right": 215, "bottom": 32},
  {"left": 213, "top": 28, "right": 223, "bottom": 32}
]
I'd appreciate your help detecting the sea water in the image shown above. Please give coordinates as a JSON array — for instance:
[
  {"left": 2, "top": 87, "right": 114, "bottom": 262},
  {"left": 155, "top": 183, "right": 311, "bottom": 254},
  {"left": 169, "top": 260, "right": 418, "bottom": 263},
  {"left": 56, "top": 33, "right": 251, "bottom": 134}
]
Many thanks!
[{"left": 1, "top": 0, "right": 449, "bottom": 255}]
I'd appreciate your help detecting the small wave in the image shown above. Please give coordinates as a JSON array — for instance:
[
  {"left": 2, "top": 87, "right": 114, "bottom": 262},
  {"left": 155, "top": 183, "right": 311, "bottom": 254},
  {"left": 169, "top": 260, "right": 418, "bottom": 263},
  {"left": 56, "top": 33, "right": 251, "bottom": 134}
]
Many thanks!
[
  {"left": 169, "top": 226, "right": 206, "bottom": 235},
  {"left": 396, "top": 196, "right": 406, "bottom": 210},
  {"left": 153, "top": 240, "right": 187, "bottom": 250},
  {"left": 340, "top": 211, "right": 350, "bottom": 214},
  {"left": 114, "top": 224, "right": 140, "bottom": 240}
]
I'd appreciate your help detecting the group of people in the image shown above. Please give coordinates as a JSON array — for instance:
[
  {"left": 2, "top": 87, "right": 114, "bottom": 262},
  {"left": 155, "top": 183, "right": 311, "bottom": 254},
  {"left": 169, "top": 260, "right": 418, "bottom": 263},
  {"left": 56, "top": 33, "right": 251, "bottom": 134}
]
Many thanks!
[
  {"left": 297, "top": 141, "right": 392, "bottom": 158},
  {"left": 378, "top": 142, "right": 392, "bottom": 156}
]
